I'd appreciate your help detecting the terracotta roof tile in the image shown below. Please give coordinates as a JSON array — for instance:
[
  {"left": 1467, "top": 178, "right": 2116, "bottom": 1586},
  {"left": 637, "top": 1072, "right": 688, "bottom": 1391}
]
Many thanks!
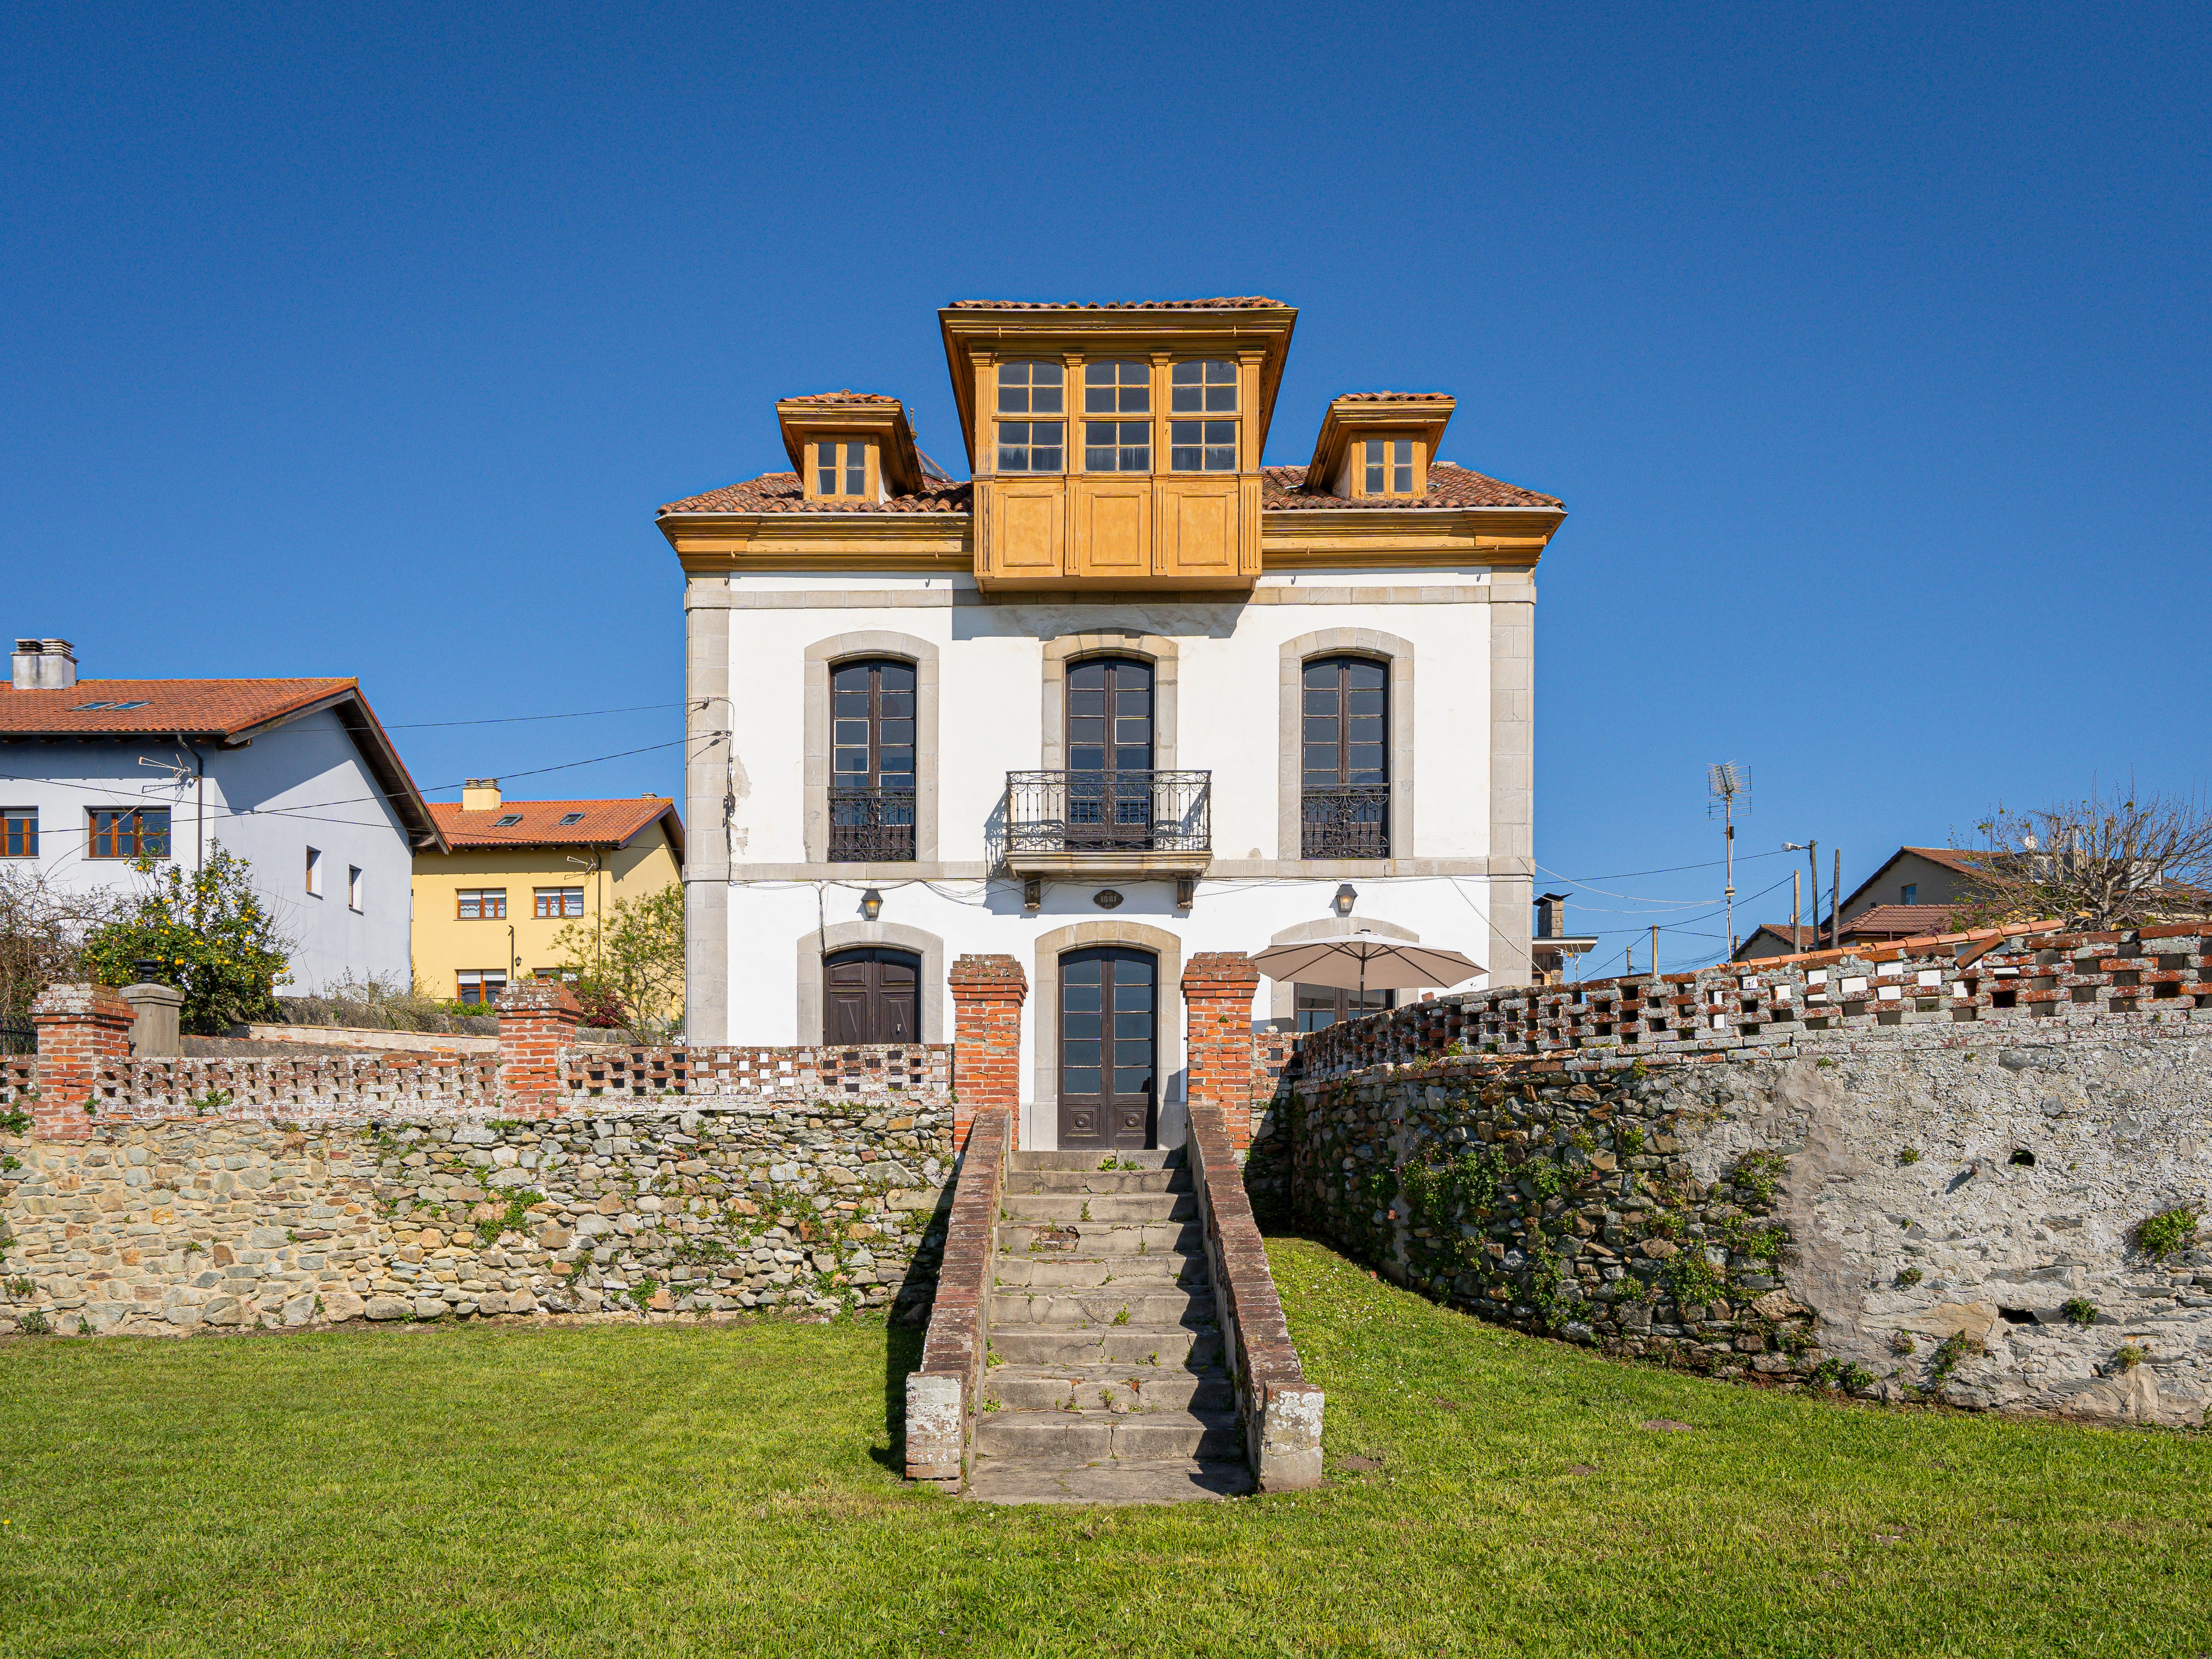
[
  {"left": 1262, "top": 462, "right": 1563, "bottom": 510},
  {"left": 1744, "top": 923, "right": 1821, "bottom": 951},
  {"left": 779, "top": 390, "right": 902, "bottom": 406},
  {"left": 0, "top": 677, "right": 357, "bottom": 737},
  {"left": 1332, "top": 391, "right": 1455, "bottom": 402},
  {"left": 429, "top": 797, "right": 681, "bottom": 850},
  {"left": 1901, "top": 846, "right": 1985, "bottom": 876},
  {"left": 657, "top": 472, "right": 972, "bottom": 516},
  {"left": 946, "top": 297, "right": 1286, "bottom": 310},
  {"left": 1841, "top": 904, "right": 1960, "bottom": 938}
]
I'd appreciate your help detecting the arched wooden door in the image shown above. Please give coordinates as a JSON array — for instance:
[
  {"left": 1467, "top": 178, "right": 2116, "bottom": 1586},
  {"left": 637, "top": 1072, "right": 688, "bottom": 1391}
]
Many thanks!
[
  {"left": 1058, "top": 946, "right": 1156, "bottom": 1149},
  {"left": 823, "top": 947, "right": 919, "bottom": 1045}
]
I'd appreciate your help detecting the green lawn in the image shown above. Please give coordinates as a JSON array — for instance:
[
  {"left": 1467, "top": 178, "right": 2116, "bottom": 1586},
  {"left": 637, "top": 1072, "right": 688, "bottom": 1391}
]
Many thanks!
[{"left": 2, "top": 1236, "right": 2206, "bottom": 1658}]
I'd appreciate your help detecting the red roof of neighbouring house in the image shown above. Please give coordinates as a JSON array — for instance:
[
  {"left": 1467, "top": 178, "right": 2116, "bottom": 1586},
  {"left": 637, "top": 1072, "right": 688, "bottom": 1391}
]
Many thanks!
[
  {"left": 0, "top": 676, "right": 444, "bottom": 851},
  {"left": 1841, "top": 905, "right": 1960, "bottom": 939},
  {"left": 429, "top": 796, "right": 684, "bottom": 859}
]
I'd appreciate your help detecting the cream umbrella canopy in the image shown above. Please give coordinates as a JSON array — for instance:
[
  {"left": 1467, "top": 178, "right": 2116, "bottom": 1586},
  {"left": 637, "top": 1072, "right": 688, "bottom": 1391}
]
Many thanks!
[{"left": 1245, "top": 931, "right": 1484, "bottom": 1010}]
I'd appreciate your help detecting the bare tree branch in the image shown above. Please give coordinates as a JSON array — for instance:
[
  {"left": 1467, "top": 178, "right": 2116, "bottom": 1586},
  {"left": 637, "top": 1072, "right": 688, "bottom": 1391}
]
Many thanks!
[{"left": 1948, "top": 783, "right": 2212, "bottom": 932}]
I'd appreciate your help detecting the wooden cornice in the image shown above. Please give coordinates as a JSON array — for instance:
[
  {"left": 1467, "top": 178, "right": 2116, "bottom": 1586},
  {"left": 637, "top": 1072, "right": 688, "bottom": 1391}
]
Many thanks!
[{"left": 660, "top": 501, "right": 1562, "bottom": 577}]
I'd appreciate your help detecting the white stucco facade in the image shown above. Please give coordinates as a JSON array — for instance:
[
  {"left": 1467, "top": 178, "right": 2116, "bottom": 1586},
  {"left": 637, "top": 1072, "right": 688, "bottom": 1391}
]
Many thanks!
[
  {"left": 0, "top": 707, "right": 418, "bottom": 995},
  {"left": 681, "top": 566, "right": 1538, "bottom": 1149}
]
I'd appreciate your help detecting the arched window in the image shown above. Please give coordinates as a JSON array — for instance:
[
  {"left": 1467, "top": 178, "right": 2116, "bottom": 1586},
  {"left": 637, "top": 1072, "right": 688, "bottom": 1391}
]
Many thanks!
[
  {"left": 1300, "top": 656, "right": 1388, "bottom": 857},
  {"left": 829, "top": 658, "right": 916, "bottom": 861}
]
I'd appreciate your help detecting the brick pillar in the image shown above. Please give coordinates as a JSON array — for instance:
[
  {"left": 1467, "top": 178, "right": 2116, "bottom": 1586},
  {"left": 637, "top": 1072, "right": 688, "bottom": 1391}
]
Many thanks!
[
  {"left": 1183, "top": 952, "right": 1261, "bottom": 1151},
  {"left": 949, "top": 954, "right": 1026, "bottom": 1152},
  {"left": 31, "top": 983, "right": 133, "bottom": 1141},
  {"left": 497, "top": 979, "right": 580, "bottom": 1119}
]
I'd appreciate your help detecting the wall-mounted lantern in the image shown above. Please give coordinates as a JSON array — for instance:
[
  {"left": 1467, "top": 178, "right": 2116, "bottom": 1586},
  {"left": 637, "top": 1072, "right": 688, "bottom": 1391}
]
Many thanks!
[
  {"left": 860, "top": 888, "right": 884, "bottom": 922},
  {"left": 1333, "top": 883, "right": 1358, "bottom": 918}
]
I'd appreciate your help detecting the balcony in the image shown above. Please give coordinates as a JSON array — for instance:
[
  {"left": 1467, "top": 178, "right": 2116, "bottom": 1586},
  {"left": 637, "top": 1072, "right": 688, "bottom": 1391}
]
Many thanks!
[
  {"left": 828, "top": 787, "right": 916, "bottom": 862},
  {"left": 1002, "top": 770, "right": 1212, "bottom": 880},
  {"left": 1300, "top": 787, "right": 1390, "bottom": 859}
]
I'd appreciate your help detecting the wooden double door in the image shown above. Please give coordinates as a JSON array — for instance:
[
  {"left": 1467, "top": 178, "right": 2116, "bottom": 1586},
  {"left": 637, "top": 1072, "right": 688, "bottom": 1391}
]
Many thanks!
[
  {"left": 1058, "top": 946, "right": 1157, "bottom": 1150},
  {"left": 824, "top": 947, "right": 918, "bottom": 1045}
]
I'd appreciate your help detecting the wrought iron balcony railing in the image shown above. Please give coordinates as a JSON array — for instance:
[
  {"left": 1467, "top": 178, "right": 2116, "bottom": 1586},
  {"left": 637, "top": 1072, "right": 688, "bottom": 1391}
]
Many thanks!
[
  {"left": 828, "top": 787, "right": 917, "bottom": 862},
  {"left": 1301, "top": 786, "right": 1391, "bottom": 858},
  {"left": 1005, "top": 770, "right": 1211, "bottom": 856}
]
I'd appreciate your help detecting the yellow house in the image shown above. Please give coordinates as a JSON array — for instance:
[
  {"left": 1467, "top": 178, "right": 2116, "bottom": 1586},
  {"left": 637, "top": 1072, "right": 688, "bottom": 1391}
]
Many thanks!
[{"left": 411, "top": 780, "right": 685, "bottom": 1009}]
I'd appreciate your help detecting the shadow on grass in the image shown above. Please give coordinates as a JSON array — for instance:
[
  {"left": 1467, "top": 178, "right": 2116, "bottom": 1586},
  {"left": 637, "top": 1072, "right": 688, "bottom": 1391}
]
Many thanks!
[{"left": 872, "top": 1321, "right": 925, "bottom": 1474}]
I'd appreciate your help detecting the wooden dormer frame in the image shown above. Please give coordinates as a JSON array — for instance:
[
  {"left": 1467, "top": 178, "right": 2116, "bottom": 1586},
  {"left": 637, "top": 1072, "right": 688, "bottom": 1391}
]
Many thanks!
[
  {"left": 1305, "top": 395, "right": 1456, "bottom": 499},
  {"left": 776, "top": 398, "right": 926, "bottom": 500},
  {"left": 937, "top": 303, "right": 1298, "bottom": 475}
]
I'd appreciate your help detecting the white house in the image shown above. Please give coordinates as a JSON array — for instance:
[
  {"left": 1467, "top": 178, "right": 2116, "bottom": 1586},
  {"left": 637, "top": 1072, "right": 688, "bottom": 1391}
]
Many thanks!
[
  {"left": 0, "top": 639, "right": 443, "bottom": 994},
  {"left": 659, "top": 297, "right": 1567, "bottom": 1152}
]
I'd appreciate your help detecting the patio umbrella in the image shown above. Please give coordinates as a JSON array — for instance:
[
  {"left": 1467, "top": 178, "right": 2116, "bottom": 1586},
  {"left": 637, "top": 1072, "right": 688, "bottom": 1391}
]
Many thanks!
[{"left": 1246, "top": 932, "right": 1484, "bottom": 1010}]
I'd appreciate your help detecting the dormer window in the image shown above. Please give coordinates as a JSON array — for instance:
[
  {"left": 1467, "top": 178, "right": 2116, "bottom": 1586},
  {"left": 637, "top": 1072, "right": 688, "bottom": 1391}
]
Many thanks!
[
  {"left": 814, "top": 439, "right": 872, "bottom": 499},
  {"left": 1363, "top": 438, "right": 1417, "bottom": 496},
  {"left": 996, "top": 360, "right": 1065, "bottom": 473}
]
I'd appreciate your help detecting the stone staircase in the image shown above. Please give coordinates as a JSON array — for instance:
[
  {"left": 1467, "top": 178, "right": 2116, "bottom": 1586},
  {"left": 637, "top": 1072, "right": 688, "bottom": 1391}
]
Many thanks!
[{"left": 968, "top": 1147, "right": 1254, "bottom": 1504}]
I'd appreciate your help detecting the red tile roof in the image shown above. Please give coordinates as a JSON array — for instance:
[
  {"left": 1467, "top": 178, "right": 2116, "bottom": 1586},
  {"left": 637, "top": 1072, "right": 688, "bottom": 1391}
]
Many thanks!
[
  {"left": 429, "top": 796, "right": 684, "bottom": 854},
  {"left": 1900, "top": 846, "right": 1986, "bottom": 876},
  {"left": 1743, "top": 923, "right": 1821, "bottom": 952},
  {"left": 661, "top": 461, "right": 1559, "bottom": 517},
  {"left": 0, "top": 677, "right": 357, "bottom": 737},
  {"left": 1332, "top": 391, "right": 1455, "bottom": 402},
  {"left": 1263, "top": 463, "right": 1564, "bottom": 510},
  {"left": 658, "top": 473, "right": 972, "bottom": 516},
  {"left": 780, "top": 390, "right": 903, "bottom": 405},
  {"left": 1841, "top": 904, "right": 1960, "bottom": 938},
  {"left": 946, "top": 297, "right": 1286, "bottom": 310},
  {"left": 0, "top": 676, "right": 444, "bottom": 851}
]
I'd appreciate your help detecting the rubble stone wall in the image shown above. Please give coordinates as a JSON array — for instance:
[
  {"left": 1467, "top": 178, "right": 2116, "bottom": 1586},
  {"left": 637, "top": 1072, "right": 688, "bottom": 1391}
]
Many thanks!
[
  {"left": 1266, "top": 1018, "right": 2212, "bottom": 1426},
  {"left": 0, "top": 1092, "right": 955, "bottom": 1336}
]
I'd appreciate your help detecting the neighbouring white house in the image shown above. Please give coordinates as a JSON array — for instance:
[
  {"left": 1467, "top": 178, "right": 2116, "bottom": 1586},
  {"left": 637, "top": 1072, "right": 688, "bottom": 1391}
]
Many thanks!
[
  {"left": 659, "top": 296, "right": 1568, "bottom": 1152},
  {"left": 0, "top": 638, "right": 444, "bottom": 995}
]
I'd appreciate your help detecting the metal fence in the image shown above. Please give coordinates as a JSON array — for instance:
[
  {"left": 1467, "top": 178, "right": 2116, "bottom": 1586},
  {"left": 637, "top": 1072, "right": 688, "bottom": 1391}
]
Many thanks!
[
  {"left": 828, "top": 787, "right": 917, "bottom": 861},
  {"left": 0, "top": 1020, "right": 33, "bottom": 1056}
]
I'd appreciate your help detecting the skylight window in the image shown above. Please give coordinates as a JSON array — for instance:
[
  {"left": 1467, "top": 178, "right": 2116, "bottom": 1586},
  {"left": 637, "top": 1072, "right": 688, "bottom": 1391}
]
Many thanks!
[
  {"left": 558, "top": 812, "right": 585, "bottom": 825},
  {"left": 71, "top": 700, "right": 152, "bottom": 712},
  {"left": 493, "top": 814, "right": 523, "bottom": 827}
]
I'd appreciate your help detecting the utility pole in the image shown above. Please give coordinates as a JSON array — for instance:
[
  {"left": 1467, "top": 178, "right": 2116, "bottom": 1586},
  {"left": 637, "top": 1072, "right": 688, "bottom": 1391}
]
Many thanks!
[
  {"left": 1832, "top": 848, "right": 1843, "bottom": 952},
  {"left": 1649, "top": 924, "right": 1659, "bottom": 979},
  {"left": 1708, "top": 764, "right": 1749, "bottom": 955},
  {"left": 1792, "top": 869, "right": 1801, "bottom": 939}
]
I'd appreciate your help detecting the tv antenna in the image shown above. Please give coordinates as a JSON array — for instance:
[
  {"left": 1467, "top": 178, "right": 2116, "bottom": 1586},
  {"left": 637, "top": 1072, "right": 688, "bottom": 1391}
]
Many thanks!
[{"left": 1709, "top": 763, "right": 1750, "bottom": 953}]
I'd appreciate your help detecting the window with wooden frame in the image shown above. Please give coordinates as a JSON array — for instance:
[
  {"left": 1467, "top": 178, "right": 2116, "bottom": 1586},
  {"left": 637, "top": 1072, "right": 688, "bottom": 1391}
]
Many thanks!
[
  {"left": 1362, "top": 438, "right": 1418, "bottom": 497},
  {"left": 828, "top": 657, "right": 918, "bottom": 861},
  {"left": 996, "top": 360, "right": 1064, "bottom": 472},
  {"left": 1300, "top": 657, "right": 1390, "bottom": 858},
  {"left": 305, "top": 846, "right": 323, "bottom": 896},
  {"left": 1168, "top": 359, "right": 1238, "bottom": 472},
  {"left": 456, "top": 969, "right": 507, "bottom": 1007},
  {"left": 534, "top": 887, "right": 585, "bottom": 918},
  {"left": 88, "top": 807, "right": 169, "bottom": 860},
  {"left": 456, "top": 888, "right": 507, "bottom": 920},
  {"left": 1083, "top": 360, "right": 1150, "bottom": 472},
  {"left": 348, "top": 865, "right": 363, "bottom": 911},
  {"left": 0, "top": 808, "right": 35, "bottom": 857},
  {"left": 813, "top": 439, "right": 872, "bottom": 499}
]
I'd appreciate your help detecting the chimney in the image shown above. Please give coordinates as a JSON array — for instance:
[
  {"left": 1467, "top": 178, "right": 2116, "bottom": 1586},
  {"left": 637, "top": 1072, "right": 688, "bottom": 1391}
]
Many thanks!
[
  {"left": 461, "top": 778, "right": 502, "bottom": 812},
  {"left": 12, "top": 639, "right": 77, "bottom": 691},
  {"left": 1534, "top": 891, "right": 1571, "bottom": 940}
]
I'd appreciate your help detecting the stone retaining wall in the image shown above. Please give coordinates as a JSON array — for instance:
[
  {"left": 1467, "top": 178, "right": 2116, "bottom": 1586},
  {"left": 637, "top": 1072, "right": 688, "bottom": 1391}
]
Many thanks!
[
  {"left": 1265, "top": 1016, "right": 2212, "bottom": 1426},
  {"left": 0, "top": 1096, "right": 955, "bottom": 1336}
]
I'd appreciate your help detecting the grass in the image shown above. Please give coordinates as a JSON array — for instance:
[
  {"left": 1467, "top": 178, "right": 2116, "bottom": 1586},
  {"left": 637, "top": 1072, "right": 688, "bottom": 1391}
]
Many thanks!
[{"left": 0, "top": 1237, "right": 2206, "bottom": 1657}]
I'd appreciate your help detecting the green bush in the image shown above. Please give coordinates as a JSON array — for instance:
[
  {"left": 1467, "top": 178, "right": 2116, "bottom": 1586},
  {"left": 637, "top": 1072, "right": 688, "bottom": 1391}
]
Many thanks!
[
  {"left": 2132, "top": 1207, "right": 2200, "bottom": 1260},
  {"left": 82, "top": 848, "right": 289, "bottom": 1034}
]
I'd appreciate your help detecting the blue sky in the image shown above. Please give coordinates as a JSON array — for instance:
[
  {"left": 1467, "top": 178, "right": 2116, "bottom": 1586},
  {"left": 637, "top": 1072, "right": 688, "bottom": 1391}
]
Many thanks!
[{"left": 5, "top": 1, "right": 2205, "bottom": 970}]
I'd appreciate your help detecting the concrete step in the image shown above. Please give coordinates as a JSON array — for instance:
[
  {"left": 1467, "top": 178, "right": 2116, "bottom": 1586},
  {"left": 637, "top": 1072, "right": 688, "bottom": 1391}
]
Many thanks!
[
  {"left": 987, "top": 1325, "right": 1222, "bottom": 1368},
  {"left": 1001, "top": 1192, "right": 1197, "bottom": 1224},
  {"left": 1010, "top": 1149, "right": 1183, "bottom": 1172},
  {"left": 1005, "top": 1167, "right": 1190, "bottom": 1195},
  {"left": 975, "top": 1406, "right": 1243, "bottom": 1462},
  {"left": 992, "top": 1254, "right": 1202, "bottom": 1289},
  {"left": 984, "top": 1363, "right": 1237, "bottom": 1415},
  {"left": 996, "top": 1220, "right": 1203, "bottom": 1257},
  {"left": 990, "top": 1288, "right": 1215, "bottom": 1329},
  {"left": 964, "top": 1455, "right": 1254, "bottom": 1506}
]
